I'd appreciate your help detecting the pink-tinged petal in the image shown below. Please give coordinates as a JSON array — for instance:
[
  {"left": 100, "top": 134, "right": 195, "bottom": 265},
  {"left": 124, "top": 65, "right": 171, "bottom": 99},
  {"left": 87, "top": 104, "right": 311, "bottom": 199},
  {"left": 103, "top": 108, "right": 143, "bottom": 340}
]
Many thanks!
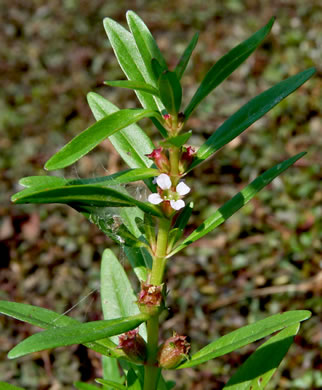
[
  {"left": 170, "top": 199, "right": 185, "bottom": 210},
  {"left": 176, "top": 181, "right": 190, "bottom": 196},
  {"left": 156, "top": 174, "right": 172, "bottom": 190},
  {"left": 148, "top": 193, "right": 163, "bottom": 205}
]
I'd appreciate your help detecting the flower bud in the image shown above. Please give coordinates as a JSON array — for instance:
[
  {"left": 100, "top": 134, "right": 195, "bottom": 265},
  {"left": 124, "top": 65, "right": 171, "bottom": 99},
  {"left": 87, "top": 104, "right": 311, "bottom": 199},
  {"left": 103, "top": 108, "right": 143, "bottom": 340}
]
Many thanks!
[
  {"left": 158, "top": 332, "right": 191, "bottom": 369},
  {"left": 117, "top": 329, "right": 147, "bottom": 363},
  {"left": 137, "top": 282, "right": 165, "bottom": 316},
  {"left": 179, "top": 146, "right": 195, "bottom": 174},
  {"left": 146, "top": 147, "right": 170, "bottom": 173}
]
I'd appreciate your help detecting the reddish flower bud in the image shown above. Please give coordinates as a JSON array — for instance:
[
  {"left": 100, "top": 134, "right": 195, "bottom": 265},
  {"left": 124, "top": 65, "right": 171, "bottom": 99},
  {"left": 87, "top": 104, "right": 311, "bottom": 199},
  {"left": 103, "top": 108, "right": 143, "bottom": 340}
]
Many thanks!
[
  {"left": 179, "top": 146, "right": 196, "bottom": 174},
  {"left": 137, "top": 282, "right": 165, "bottom": 316},
  {"left": 117, "top": 329, "right": 147, "bottom": 363},
  {"left": 163, "top": 113, "right": 171, "bottom": 121},
  {"left": 146, "top": 147, "right": 170, "bottom": 173},
  {"left": 158, "top": 332, "right": 191, "bottom": 369}
]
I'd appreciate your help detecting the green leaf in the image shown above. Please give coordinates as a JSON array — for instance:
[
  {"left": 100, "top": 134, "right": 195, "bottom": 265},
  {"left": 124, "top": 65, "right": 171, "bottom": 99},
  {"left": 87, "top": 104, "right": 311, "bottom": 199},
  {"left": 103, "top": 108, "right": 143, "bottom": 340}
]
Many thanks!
[
  {"left": 175, "top": 32, "right": 199, "bottom": 80},
  {"left": 158, "top": 71, "right": 182, "bottom": 115},
  {"left": 160, "top": 130, "right": 193, "bottom": 148},
  {"left": 104, "top": 80, "right": 160, "bottom": 97},
  {"left": 45, "top": 109, "right": 159, "bottom": 171},
  {"left": 126, "top": 11, "right": 167, "bottom": 75},
  {"left": 0, "top": 382, "right": 25, "bottom": 390},
  {"left": 170, "top": 152, "right": 306, "bottom": 256},
  {"left": 223, "top": 323, "right": 300, "bottom": 390},
  {"left": 0, "top": 300, "right": 121, "bottom": 358},
  {"left": 96, "top": 379, "right": 126, "bottom": 390},
  {"left": 100, "top": 249, "right": 147, "bottom": 343},
  {"left": 87, "top": 93, "right": 154, "bottom": 169},
  {"left": 184, "top": 17, "right": 275, "bottom": 119},
  {"left": 8, "top": 313, "right": 148, "bottom": 359},
  {"left": 124, "top": 247, "right": 152, "bottom": 282},
  {"left": 151, "top": 58, "right": 165, "bottom": 80},
  {"left": 19, "top": 175, "right": 67, "bottom": 188},
  {"left": 103, "top": 18, "right": 160, "bottom": 111},
  {"left": 191, "top": 67, "right": 316, "bottom": 168},
  {"left": 74, "top": 382, "right": 101, "bottom": 390},
  {"left": 127, "top": 369, "right": 142, "bottom": 390},
  {"left": 16, "top": 168, "right": 158, "bottom": 202},
  {"left": 177, "top": 311, "right": 310, "bottom": 369},
  {"left": 18, "top": 175, "right": 148, "bottom": 248},
  {"left": 120, "top": 207, "right": 144, "bottom": 239},
  {"left": 102, "top": 356, "right": 123, "bottom": 387},
  {"left": 69, "top": 168, "right": 159, "bottom": 186},
  {"left": 12, "top": 184, "right": 163, "bottom": 217}
]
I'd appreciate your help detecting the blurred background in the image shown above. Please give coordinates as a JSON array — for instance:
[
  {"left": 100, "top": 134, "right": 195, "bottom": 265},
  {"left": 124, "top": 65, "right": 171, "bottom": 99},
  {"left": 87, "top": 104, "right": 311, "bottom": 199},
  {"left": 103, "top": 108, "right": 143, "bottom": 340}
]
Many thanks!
[{"left": 0, "top": 0, "right": 321, "bottom": 389}]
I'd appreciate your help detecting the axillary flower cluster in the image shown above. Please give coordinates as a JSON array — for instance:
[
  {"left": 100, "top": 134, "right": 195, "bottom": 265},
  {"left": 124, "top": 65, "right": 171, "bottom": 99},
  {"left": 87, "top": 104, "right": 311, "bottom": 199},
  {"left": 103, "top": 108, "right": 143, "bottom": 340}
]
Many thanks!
[
  {"left": 145, "top": 115, "right": 195, "bottom": 216},
  {"left": 148, "top": 173, "right": 190, "bottom": 211}
]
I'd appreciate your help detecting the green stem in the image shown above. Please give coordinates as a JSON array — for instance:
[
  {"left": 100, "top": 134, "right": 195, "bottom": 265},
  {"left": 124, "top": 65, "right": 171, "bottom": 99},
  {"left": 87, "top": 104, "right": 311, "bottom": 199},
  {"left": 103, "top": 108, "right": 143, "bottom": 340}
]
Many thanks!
[
  {"left": 150, "top": 218, "right": 171, "bottom": 285},
  {"left": 144, "top": 218, "right": 171, "bottom": 390},
  {"left": 169, "top": 147, "right": 180, "bottom": 185}
]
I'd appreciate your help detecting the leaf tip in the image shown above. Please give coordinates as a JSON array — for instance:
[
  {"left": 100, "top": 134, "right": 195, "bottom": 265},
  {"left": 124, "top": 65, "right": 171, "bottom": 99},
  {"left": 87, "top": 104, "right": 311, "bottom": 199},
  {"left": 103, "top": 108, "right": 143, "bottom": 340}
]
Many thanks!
[
  {"left": 268, "top": 16, "right": 276, "bottom": 29},
  {"left": 126, "top": 9, "right": 135, "bottom": 18},
  {"left": 7, "top": 348, "right": 19, "bottom": 360},
  {"left": 44, "top": 160, "right": 53, "bottom": 171}
]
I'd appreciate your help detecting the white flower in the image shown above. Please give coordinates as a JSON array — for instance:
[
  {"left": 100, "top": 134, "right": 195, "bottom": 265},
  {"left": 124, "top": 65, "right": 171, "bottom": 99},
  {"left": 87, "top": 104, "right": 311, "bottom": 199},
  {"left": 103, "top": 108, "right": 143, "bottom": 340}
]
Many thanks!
[
  {"left": 156, "top": 173, "right": 172, "bottom": 190},
  {"left": 148, "top": 193, "right": 163, "bottom": 205},
  {"left": 176, "top": 181, "right": 190, "bottom": 196},
  {"left": 170, "top": 199, "right": 185, "bottom": 210},
  {"left": 148, "top": 174, "right": 191, "bottom": 211}
]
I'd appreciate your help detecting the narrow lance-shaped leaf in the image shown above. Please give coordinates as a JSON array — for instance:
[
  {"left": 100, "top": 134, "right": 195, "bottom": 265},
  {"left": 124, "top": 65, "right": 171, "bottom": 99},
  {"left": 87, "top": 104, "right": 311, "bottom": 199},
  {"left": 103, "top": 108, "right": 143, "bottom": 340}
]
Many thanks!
[
  {"left": 175, "top": 32, "right": 199, "bottom": 80},
  {"left": 12, "top": 184, "right": 163, "bottom": 217},
  {"left": 191, "top": 67, "right": 316, "bottom": 169},
  {"left": 104, "top": 80, "right": 160, "bottom": 97},
  {"left": 184, "top": 17, "right": 275, "bottom": 119},
  {"left": 16, "top": 169, "right": 158, "bottom": 198},
  {"left": 45, "top": 109, "right": 160, "bottom": 171},
  {"left": 100, "top": 249, "right": 147, "bottom": 343},
  {"left": 158, "top": 71, "right": 182, "bottom": 115},
  {"left": 0, "top": 300, "right": 122, "bottom": 358},
  {"left": 103, "top": 18, "right": 160, "bottom": 111},
  {"left": 223, "top": 323, "right": 300, "bottom": 390},
  {"left": 8, "top": 313, "right": 149, "bottom": 359},
  {"left": 126, "top": 11, "right": 167, "bottom": 76},
  {"left": 176, "top": 310, "right": 310, "bottom": 369},
  {"left": 169, "top": 152, "right": 306, "bottom": 256},
  {"left": 87, "top": 93, "right": 154, "bottom": 169}
]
